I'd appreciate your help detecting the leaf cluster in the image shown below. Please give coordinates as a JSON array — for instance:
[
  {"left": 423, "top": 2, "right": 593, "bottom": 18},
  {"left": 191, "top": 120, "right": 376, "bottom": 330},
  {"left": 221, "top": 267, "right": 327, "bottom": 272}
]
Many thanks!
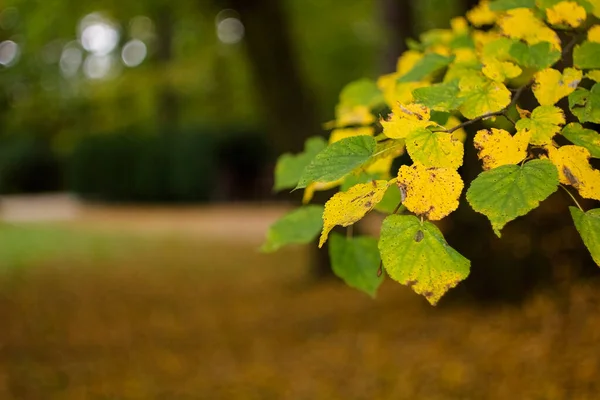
[{"left": 264, "top": 0, "right": 600, "bottom": 305}]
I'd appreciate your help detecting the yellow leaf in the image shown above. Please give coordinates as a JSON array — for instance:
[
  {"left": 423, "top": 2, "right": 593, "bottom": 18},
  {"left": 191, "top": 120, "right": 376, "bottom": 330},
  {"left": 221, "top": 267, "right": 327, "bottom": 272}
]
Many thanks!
[
  {"left": 586, "top": 70, "right": 600, "bottom": 81},
  {"left": 302, "top": 180, "right": 342, "bottom": 204},
  {"left": 498, "top": 8, "right": 561, "bottom": 50},
  {"left": 377, "top": 74, "right": 426, "bottom": 108},
  {"left": 397, "top": 50, "right": 423, "bottom": 75},
  {"left": 365, "top": 156, "right": 395, "bottom": 177},
  {"left": 397, "top": 163, "right": 464, "bottom": 220},
  {"left": 381, "top": 103, "right": 436, "bottom": 139},
  {"left": 474, "top": 128, "right": 531, "bottom": 170},
  {"left": 533, "top": 68, "right": 582, "bottom": 105},
  {"left": 547, "top": 145, "right": 600, "bottom": 200},
  {"left": 588, "top": 25, "right": 600, "bottom": 43},
  {"left": 546, "top": 1, "right": 587, "bottom": 28},
  {"left": 334, "top": 105, "right": 375, "bottom": 128},
  {"left": 482, "top": 58, "right": 522, "bottom": 82},
  {"left": 319, "top": 180, "right": 390, "bottom": 247},
  {"left": 450, "top": 17, "right": 469, "bottom": 33},
  {"left": 453, "top": 48, "right": 478, "bottom": 64},
  {"left": 329, "top": 127, "right": 374, "bottom": 144},
  {"left": 458, "top": 74, "right": 511, "bottom": 119},
  {"left": 466, "top": 0, "right": 497, "bottom": 26},
  {"left": 515, "top": 105, "right": 565, "bottom": 145}
]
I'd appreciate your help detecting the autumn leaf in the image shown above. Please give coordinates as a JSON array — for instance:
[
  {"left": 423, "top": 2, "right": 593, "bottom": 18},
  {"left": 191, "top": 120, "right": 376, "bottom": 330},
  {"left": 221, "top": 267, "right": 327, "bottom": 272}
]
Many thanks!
[
  {"left": 515, "top": 105, "right": 565, "bottom": 145},
  {"left": 329, "top": 127, "right": 374, "bottom": 144},
  {"left": 458, "top": 74, "right": 511, "bottom": 119},
  {"left": 533, "top": 68, "right": 582, "bottom": 106},
  {"left": 406, "top": 128, "right": 464, "bottom": 169},
  {"left": 319, "top": 180, "right": 390, "bottom": 247},
  {"left": 474, "top": 128, "right": 531, "bottom": 170},
  {"left": 330, "top": 105, "right": 375, "bottom": 129},
  {"left": 497, "top": 8, "right": 561, "bottom": 50},
  {"left": 589, "top": 25, "right": 600, "bottom": 42},
  {"left": 467, "top": 0, "right": 497, "bottom": 26},
  {"left": 482, "top": 58, "right": 522, "bottom": 82},
  {"left": 379, "top": 215, "right": 470, "bottom": 305},
  {"left": 547, "top": 145, "right": 600, "bottom": 200},
  {"left": 381, "top": 103, "right": 437, "bottom": 139},
  {"left": 466, "top": 159, "right": 559, "bottom": 236},
  {"left": 546, "top": 1, "right": 587, "bottom": 28},
  {"left": 397, "top": 163, "right": 464, "bottom": 220}
]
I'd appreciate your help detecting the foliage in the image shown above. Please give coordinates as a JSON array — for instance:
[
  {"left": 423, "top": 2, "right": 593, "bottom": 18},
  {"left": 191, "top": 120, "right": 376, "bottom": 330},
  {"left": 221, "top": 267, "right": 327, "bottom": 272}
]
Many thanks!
[{"left": 265, "top": 0, "right": 600, "bottom": 304}]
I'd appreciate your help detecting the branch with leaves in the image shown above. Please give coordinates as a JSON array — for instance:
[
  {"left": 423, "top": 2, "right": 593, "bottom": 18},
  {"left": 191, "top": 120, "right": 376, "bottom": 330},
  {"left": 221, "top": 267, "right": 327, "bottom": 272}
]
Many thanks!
[{"left": 263, "top": 0, "right": 600, "bottom": 305}]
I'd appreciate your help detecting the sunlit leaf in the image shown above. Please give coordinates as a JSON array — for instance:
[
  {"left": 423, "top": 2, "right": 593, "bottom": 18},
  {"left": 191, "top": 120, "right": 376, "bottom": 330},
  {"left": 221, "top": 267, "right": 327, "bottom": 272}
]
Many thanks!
[
  {"left": 397, "top": 163, "right": 464, "bottom": 220},
  {"left": 515, "top": 105, "right": 565, "bottom": 145},
  {"left": 329, "top": 233, "right": 384, "bottom": 297},
  {"left": 546, "top": 1, "right": 587, "bottom": 27},
  {"left": 561, "top": 123, "right": 600, "bottom": 158},
  {"left": 458, "top": 74, "right": 511, "bottom": 119},
  {"left": 570, "top": 207, "right": 600, "bottom": 266},
  {"left": 332, "top": 105, "right": 375, "bottom": 128},
  {"left": 261, "top": 206, "right": 324, "bottom": 253},
  {"left": 466, "top": 159, "right": 559, "bottom": 236},
  {"left": 467, "top": 0, "right": 498, "bottom": 26},
  {"left": 533, "top": 68, "right": 582, "bottom": 106},
  {"left": 547, "top": 145, "right": 600, "bottom": 200},
  {"left": 589, "top": 25, "right": 600, "bottom": 42},
  {"left": 406, "top": 128, "right": 464, "bottom": 169},
  {"left": 297, "top": 135, "right": 376, "bottom": 189},
  {"left": 497, "top": 8, "right": 561, "bottom": 50},
  {"left": 329, "top": 127, "right": 374, "bottom": 144},
  {"left": 319, "top": 180, "right": 389, "bottom": 247},
  {"left": 274, "top": 137, "right": 327, "bottom": 191},
  {"left": 573, "top": 41, "right": 600, "bottom": 69},
  {"left": 379, "top": 215, "right": 470, "bottom": 305},
  {"left": 482, "top": 58, "right": 522, "bottom": 82},
  {"left": 474, "top": 128, "right": 531, "bottom": 170},
  {"left": 568, "top": 82, "right": 600, "bottom": 123},
  {"left": 381, "top": 103, "right": 437, "bottom": 139}
]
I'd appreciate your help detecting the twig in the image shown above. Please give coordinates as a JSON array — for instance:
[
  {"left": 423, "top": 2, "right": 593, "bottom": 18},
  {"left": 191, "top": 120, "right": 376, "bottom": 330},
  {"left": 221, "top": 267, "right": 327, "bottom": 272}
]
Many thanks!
[
  {"left": 392, "top": 201, "right": 403, "bottom": 214},
  {"left": 559, "top": 184, "right": 584, "bottom": 211}
]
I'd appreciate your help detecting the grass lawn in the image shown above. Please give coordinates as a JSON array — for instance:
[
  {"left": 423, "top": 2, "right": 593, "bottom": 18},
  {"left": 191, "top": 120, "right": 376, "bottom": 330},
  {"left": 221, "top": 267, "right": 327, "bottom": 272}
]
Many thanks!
[{"left": 0, "top": 217, "right": 599, "bottom": 399}]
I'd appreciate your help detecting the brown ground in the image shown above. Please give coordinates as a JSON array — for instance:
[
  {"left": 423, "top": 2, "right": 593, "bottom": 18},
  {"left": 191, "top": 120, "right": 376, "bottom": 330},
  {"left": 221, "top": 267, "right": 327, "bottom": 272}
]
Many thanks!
[{"left": 0, "top": 204, "right": 599, "bottom": 400}]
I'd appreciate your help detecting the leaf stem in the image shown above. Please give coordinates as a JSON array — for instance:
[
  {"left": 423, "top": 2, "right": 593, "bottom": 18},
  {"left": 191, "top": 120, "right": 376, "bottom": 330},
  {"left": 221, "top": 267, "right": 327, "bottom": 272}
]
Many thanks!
[{"left": 559, "top": 184, "right": 584, "bottom": 211}]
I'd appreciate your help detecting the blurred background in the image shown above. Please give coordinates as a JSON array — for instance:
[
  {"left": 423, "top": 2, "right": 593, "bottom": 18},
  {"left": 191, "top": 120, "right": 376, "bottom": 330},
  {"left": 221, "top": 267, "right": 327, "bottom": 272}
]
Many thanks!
[{"left": 0, "top": 0, "right": 599, "bottom": 398}]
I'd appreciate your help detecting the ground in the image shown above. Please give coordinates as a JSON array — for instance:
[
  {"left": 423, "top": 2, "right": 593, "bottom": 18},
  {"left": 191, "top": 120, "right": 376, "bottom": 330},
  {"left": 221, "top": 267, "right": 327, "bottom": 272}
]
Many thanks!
[{"left": 0, "top": 201, "right": 599, "bottom": 399}]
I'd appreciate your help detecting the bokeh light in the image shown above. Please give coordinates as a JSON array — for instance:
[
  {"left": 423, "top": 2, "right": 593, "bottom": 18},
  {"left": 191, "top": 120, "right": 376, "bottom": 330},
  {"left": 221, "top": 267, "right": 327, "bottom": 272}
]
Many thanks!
[
  {"left": 79, "top": 13, "right": 120, "bottom": 56},
  {"left": 60, "top": 42, "right": 83, "bottom": 77},
  {"left": 216, "top": 15, "right": 244, "bottom": 44},
  {"left": 121, "top": 39, "right": 147, "bottom": 67},
  {"left": 83, "top": 54, "right": 114, "bottom": 79},
  {"left": 0, "top": 40, "right": 19, "bottom": 67}
]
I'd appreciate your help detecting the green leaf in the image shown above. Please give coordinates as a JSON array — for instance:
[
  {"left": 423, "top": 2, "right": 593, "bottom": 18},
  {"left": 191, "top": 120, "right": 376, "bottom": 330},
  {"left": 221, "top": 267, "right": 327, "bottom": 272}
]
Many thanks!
[
  {"left": 405, "top": 128, "right": 464, "bottom": 169},
  {"left": 274, "top": 137, "right": 327, "bottom": 191},
  {"left": 398, "top": 53, "right": 454, "bottom": 83},
  {"left": 296, "top": 135, "right": 376, "bottom": 189},
  {"left": 412, "top": 80, "right": 464, "bottom": 112},
  {"left": 509, "top": 41, "right": 561, "bottom": 70},
  {"left": 378, "top": 215, "right": 470, "bottom": 305},
  {"left": 261, "top": 205, "right": 324, "bottom": 253},
  {"left": 569, "top": 83, "right": 600, "bottom": 124},
  {"left": 329, "top": 233, "right": 385, "bottom": 297},
  {"left": 339, "top": 78, "right": 384, "bottom": 108},
  {"left": 570, "top": 207, "right": 600, "bottom": 266},
  {"left": 375, "top": 184, "right": 403, "bottom": 214},
  {"left": 489, "top": 0, "right": 535, "bottom": 11},
  {"left": 562, "top": 123, "right": 600, "bottom": 158},
  {"left": 574, "top": 42, "right": 600, "bottom": 70},
  {"left": 466, "top": 159, "right": 559, "bottom": 237},
  {"left": 458, "top": 74, "right": 511, "bottom": 119}
]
